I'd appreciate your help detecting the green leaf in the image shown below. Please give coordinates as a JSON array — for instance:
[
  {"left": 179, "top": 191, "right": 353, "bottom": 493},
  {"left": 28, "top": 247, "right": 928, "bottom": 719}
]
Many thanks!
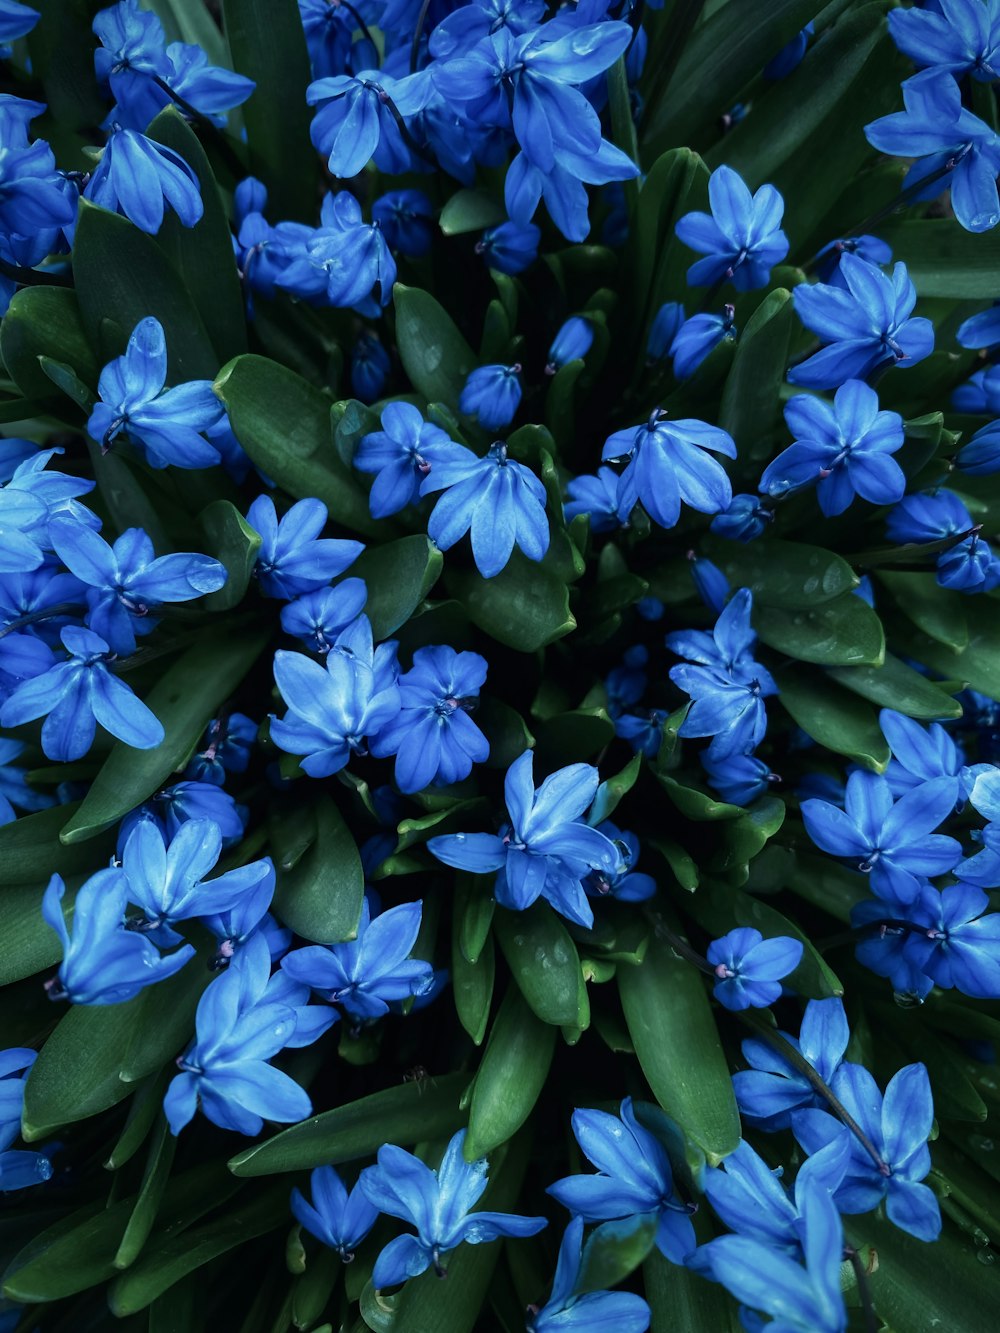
[
  {"left": 853, "top": 1212, "right": 998, "bottom": 1333},
  {"left": 149, "top": 0, "right": 229, "bottom": 64},
  {"left": 588, "top": 753, "right": 642, "bottom": 826},
  {"left": 0, "top": 882, "right": 66, "bottom": 986},
  {"left": 147, "top": 106, "right": 247, "bottom": 364},
  {"left": 877, "top": 571, "right": 969, "bottom": 651},
  {"left": 645, "top": 1248, "right": 741, "bottom": 1333},
  {"left": 73, "top": 200, "right": 219, "bottom": 380},
  {"left": 465, "top": 985, "right": 555, "bottom": 1159},
  {"left": 453, "top": 928, "right": 495, "bottom": 1047},
  {"left": 455, "top": 873, "right": 496, "bottom": 965},
  {"left": 38, "top": 356, "right": 95, "bottom": 409},
  {"left": 494, "top": 903, "right": 588, "bottom": 1029},
  {"left": 115, "top": 1118, "right": 177, "bottom": 1269},
  {"left": 607, "top": 56, "right": 639, "bottom": 220},
  {"left": 700, "top": 536, "right": 857, "bottom": 609},
  {"left": 439, "top": 190, "right": 506, "bottom": 236},
  {"left": 880, "top": 219, "right": 1000, "bottom": 299},
  {"left": 292, "top": 1246, "right": 341, "bottom": 1331},
  {"left": 119, "top": 950, "right": 214, "bottom": 1083},
  {"left": 655, "top": 773, "right": 745, "bottom": 822},
  {"left": 709, "top": 796, "right": 786, "bottom": 874},
  {"left": 718, "top": 289, "right": 794, "bottom": 451},
  {"left": 827, "top": 653, "right": 963, "bottom": 720},
  {"left": 108, "top": 1184, "right": 289, "bottom": 1316},
  {"left": 896, "top": 600, "right": 1000, "bottom": 703},
  {"left": 3, "top": 1198, "right": 133, "bottom": 1301},
  {"left": 227, "top": 1074, "right": 468, "bottom": 1176},
  {"left": 644, "top": 0, "right": 819, "bottom": 148},
  {"left": 618, "top": 925, "right": 740, "bottom": 1164},
  {"left": 213, "top": 356, "right": 381, "bottom": 538},
  {"left": 777, "top": 666, "right": 891, "bottom": 772},
  {"left": 448, "top": 554, "right": 574, "bottom": 651},
  {"left": 86, "top": 440, "right": 172, "bottom": 553},
  {"left": 577, "top": 1214, "right": 658, "bottom": 1297},
  {"left": 59, "top": 627, "right": 270, "bottom": 844},
  {"left": 0, "top": 803, "right": 113, "bottom": 885},
  {"left": 22, "top": 1001, "right": 140, "bottom": 1139},
  {"left": 535, "top": 708, "right": 615, "bottom": 766},
  {"left": 755, "top": 595, "right": 885, "bottom": 667},
  {"left": 197, "top": 499, "right": 262, "bottom": 610},
  {"left": 221, "top": 0, "right": 316, "bottom": 219},
  {"left": 273, "top": 796, "right": 365, "bottom": 944},
  {"left": 0, "top": 287, "right": 99, "bottom": 401},
  {"left": 628, "top": 148, "right": 710, "bottom": 340},
  {"left": 393, "top": 284, "right": 477, "bottom": 410},
  {"left": 350, "top": 537, "right": 444, "bottom": 640},
  {"left": 477, "top": 698, "right": 535, "bottom": 771}
]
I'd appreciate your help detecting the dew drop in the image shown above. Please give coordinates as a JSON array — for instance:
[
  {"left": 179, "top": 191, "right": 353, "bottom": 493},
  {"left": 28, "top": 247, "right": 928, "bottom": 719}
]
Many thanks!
[
  {"left": 976, "top": 1247, "right": 996, "bottom": 1266},
  {"left": 892, "top": 990, "right": 924, "bottom": 1009},
  {"left": 970, "top": 1134, "right": 995, "bottom": 1153},
  {"left": 454, "top": 833, "right": 466, "bottom": 843}
]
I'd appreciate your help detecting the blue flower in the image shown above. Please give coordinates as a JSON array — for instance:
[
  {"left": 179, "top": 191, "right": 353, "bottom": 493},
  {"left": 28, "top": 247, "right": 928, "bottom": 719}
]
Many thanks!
[
  {"left": 689, "top": 554, "right": 730, "bottom": 612},
  {"left": 0, "top": 625, "right": 163, "bottom": 761},
  {"left": 428, "top": 749, "right": 618, "bottom": 928},
  {"left": 793, "top": 1061, "right": 941, "bottom": 1242},
  {"left": 459, "top": 364, "right": 523, "bottom": 430},
  {"left": 957, "top": 305, "right": 1000, "bottom": 349},
  {"left": 646, "top": 301, "right": 686, "bottom": 362},
  {"left": 801, "top": 768, "right": 962, "bottom": 907},
  {"left": 815, "top": 233, "right": 893, "bottom": 284},
  {"left": 0, "top": 139, "right": 76, "bottom": 251},
  {"left": 760, "top": 380, "right": 905, "bottom": 515},
  {"left": 0, "top": 737, "right": 55, "bottom": 823},
  {"left": 733, "top": 997, "right": 850, "bottom": 1130},
  {"left": 885, "top": 490, "right": 1000, "bottom": 593},
  {"left": 247, "top": 495, "right": 363, "bottom": 600},
  {"left": 280, "top": 579, "right": 367, "bottom": 654},
  {"left": 0, "top": 1, "right": 39, "bottom": 42},
  {"left": 359, "top": 1128, "right": 546, "bottom": 1288},
  {"left": 546, "top": 316, "right": 594, "bottom": 372},
  {"left": 0, "top": 486, "right": 48, "bottom": 574},
  {"left": 428, "top": 0, "right": 546, "bottom": 59},
  {"left": 299, "top": 0, "right": 368, "bottom": 77},
  {"left": 707, "top": 927, "right": 803, "bottom": 1010},
  {"left": 902, "top": 881, "right": 1000, "bottom": 998},
  {"left": 675, "top": 165, "right": 789, "bottom": 291},
  {"left": 764, "top": 22, "right": 814, "bottom": 79},
  {"left": 585, "top": 824, "right": 655, "bottom": 903},
  {"left": 48, "top": 521, "right": 226, "bottom": 655},
  {"left": 671, "top": 306, "right": 739, "bottom": 378},
  {"left": 564, "top": 468, "right": 623, "bottom": 532},
  {"left": 271, "top": 616, "right": 401, "bottom": 778},
  {"left": 185, "top": 712, "right": 258, "bottom": 786},
  {"left": 615, "top": 709, "right": 666, "bottom": 758},
  {"left": 164, "top": 934, "right": 313, "bottom": 1135},
  {"left": 547, "top": 1098, "right": 695, "bottom": 1263},
  {"left": 527, "top": 1216, "right": 651, "bottom": 1333},
  {"left": 888, "top": 0, "right": 1000, "bottom": 81},
  {"left": 953, "top": 362, "right": 1000, "bottom": 412},
  {"left": 477, "top": 219, "right": 540, "bottom": 274},
  {"left": 281, "top": 897, "right": 434, "bottom": 1021},
  {"left": 354, "top": 401, "right": 472, "bottom": 519},
  {"left": 291, "top": 1166, "right": 380, "bottom": 1260},
  {"left": 307, "top": 71, "right": 431, "bottom": 179},
  {"left": 956, "top": 420, "right": 1000, "bottom": 474},
  {"left": 789, "top": 254, "right": 934, "bottom": 388},
  {"left": 120, "top": 818, "right": 273, "bottom": 946},
  {"left": 702, "top": 753, "right": 777, "bottom": 805},
  {"left": 372, "top": 189, "right": 435, "bottom": 257},
  {"left": 879, "top": 707, "right": 967, "bottom": 801},
  {"left": 0, "top": 1048, "right": 52, "bottom": 1192},
  {"left": 42, "top": 868, "right": 194, "bottom": 1005},
  {"left": 275, "top": 193, "right": 396, "bottom": 311},
  {"left": 602, "top": 409, "right": 737, "bottom": 529},
  {"left": 164, "top": 41, "right": 255, "bottom": 126},
  {"left": 370, "top": 644, "right": 489, "bottom": 793},
  {"left": 84, "top": 130, "right": 203, "bottom": 235},
  {"left": 121, "top": 781, "right": 246, "bottom": 846},
  {"left": 350, "top": 332, "right": 391, "bottom": 403},
  {"left": 87, "top": 317, "right": 224, "bottom": 469},
  {"left": 667, "top": 588, "right": 778, "bottom": 759},
  {"left": 696, "top": 1184, "right": 847, "bottom": 1333},
  {"left": 710, "top": 492, "right": 773, "bottom": 542},
  {"left": 420, "top": 441, "right": 550, "bottom": 579},
  {"left": 865, "top": 71, "right": 1000, "bottom": 233}
]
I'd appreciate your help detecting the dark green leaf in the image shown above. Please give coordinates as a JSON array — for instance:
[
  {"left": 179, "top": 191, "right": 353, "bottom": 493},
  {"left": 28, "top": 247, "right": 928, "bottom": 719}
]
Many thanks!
[
  {"left": 73, "top": 200, "right": 219, "bottom": 380},
  {"left": 273, "top": 795, "right": 365, "bottom": 944},
  {"left": 439, "top": 190, "right": 506, "bottom": 236},
  {"left": 534, "top": 708, "right": 615, "bottom": 766},
  {"left": 147, "top": 106, "right": 247, "bottom": 364},
  {"left": 619, "top": 925, "right": 740, "bottom": 1164},
  {"left": 645, "top": 1248, "right": 742, "bottom": 1333},
  {"left": 494, "top": 903, "right": 588, "bottom": 1029},
  {"left": 0, "top": 882, "right": 67, "bottom": 986},
  {"left": 465, "top": 985, "right": 555, "bottom": 1158},
  {"left": 221, "top": 0, "right": 316, "bottom": 219},
  {"left": 22, "top": 1001, "right": 140, "bottom": 1139},
  {"left": 878, "top": 571, "right": 969, "bottom": 652},
  {"left": 755, "top": 595, "right": 885, "bottom": 667},
  {"left": 453, "top": 929, "right": 495, "bottom": 1047},
  {"left": 3, "top": 1198, "right": 132, "bottom": 1301},
  {"left": 119, "top": 950, "right": 213, "bottom": 1084},
  {"left": 896, "top": 600, "right": 1000, "bottom": 703},
  {"left": 350, "top": 536, "right": 444, "bottom": 639},
  {"left": 448, "top": 554, "right": 574, "bottom": 652},
  {"left": 227, "top": 1075, "right": 468, "bottom": 1176},
  {"left": 828, "top": 653, "right": 963, "bottom": 720},
  {"left": 38, "top": 356, "right": 95, "bottom": 409},
  {"left": 655, "top": 773, "right": 744, "bottom": 822},
  {"left": 709, "top": 796, "right": 786, "bottom": 873},
  {"left": 588, "top": 753, "right": 642, "bottom": 825},
  {"left": 718, "top": 289, "right": 794, "bottom": 452},
  {"left": 197, "top": 499, "right": 262, "bottom": 610},
  {"left": 778, "top": 666, "right": 891, "bottom": 771},
  {"left": 455, "top": 873, "right": 496, "bottom": 965},
  {"left": 0, "top": 804, "right": 113, "bottom": 885},
  {"left": 115, "top": 1117, "right": 177, "bottom": 1269},
  {"left": 213, "top": 355, "right": 381, "bottom": 538},
  {"left": 880, "top": 219, "right": 1000, "bottom": 299},
  {"left": 59, "top": 627, "right": 270, "bottom": 843},
  {"left": 0, "top": 287, "right": 98, "bottom": 401},
  {"left": 700, "top": 536, "right": 858, "bottom": 609},
  {"left": 393, "top": 284, "right": 477, "bottom": 410},
  {"left": 577, "top": 1214, "right": 658, "bottom": 1296},
  {"left": 477, "top": 698, "right": 535, "bottom": 771}
]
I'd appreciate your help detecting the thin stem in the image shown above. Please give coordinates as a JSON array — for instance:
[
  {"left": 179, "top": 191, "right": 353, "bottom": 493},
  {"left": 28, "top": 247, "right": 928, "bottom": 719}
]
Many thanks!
[
  {"left": 845, "top": 1245, "right": 878, "bottom": 1333},
  {"left": 332, "top": 0, "right": 377, "bottom": 51},
  {"left": 410, "top": 0, "right": 433, "bottom": 73},
  {"left": 149, "top": 74, "right": 246, "bottom": 180},
  {"left": 738, "top": 1009, "right": 891, "bottom": 1179},
  {"left": 0, "top": 257, "right": 72, "bottom": 288},
  {"left": 0, "top": 603, "right": 85, "bottom": 642}
]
